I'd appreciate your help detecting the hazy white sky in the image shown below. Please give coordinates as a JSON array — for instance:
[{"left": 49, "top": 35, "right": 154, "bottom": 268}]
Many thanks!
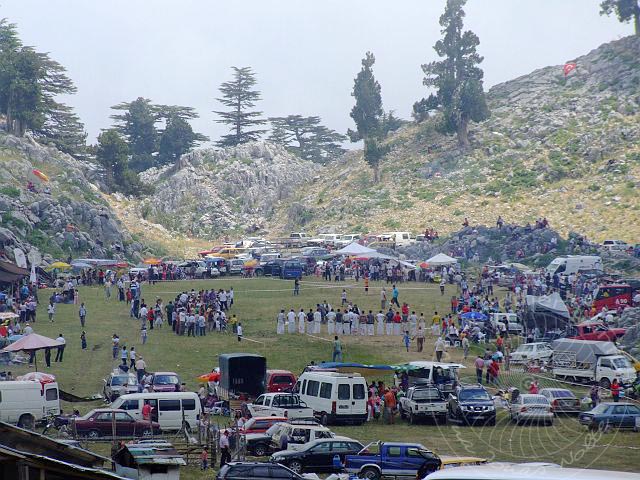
[{"left": 1, "top": 0, "right": 632, "bottom": 144}]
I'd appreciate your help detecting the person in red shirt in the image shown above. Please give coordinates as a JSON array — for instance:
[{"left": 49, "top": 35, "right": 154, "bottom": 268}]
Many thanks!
[
  {"left": 528, "top": 380, "right": 539, "bottom": 394},
  {"left": 611, "top": 379, "right": 621, "bottom": 402},
  {"left": 142, "top": 401, "right": 153, "bottom": 420}
]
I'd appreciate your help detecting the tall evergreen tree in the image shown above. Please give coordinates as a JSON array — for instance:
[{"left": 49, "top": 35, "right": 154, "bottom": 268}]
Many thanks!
[
  {"left": 414, "top": 0, "right": 489, "bottom": 149},
  {"left": 268, "top": 115, "right": 346, "bottom": 164},
  {"left": 158, "top": 114, "right": 208, "bottom": 165},
  {"left": 33, "top": 100, "right": 87, "bottom": 158},
  {"left": 348, "top": 52, "right": 385, "bottom": 182},
  {"left": 600, "top": 0, "right": 640, "bottom": 35},
  {"left": 111, "top": 97, "right": 159, "bottom": 171},
  {"left": 96, "top": 129, "right": 149, "bottom": 196},
  {"left": 214, "top": 66, "right": 266, "bottom": 147}
]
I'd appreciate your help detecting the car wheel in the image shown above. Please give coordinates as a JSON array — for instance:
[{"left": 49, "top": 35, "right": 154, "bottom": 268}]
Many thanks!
[
  {"left": 255, "top": 269, "right": 264, "bottom": 277},
  {"left": 87, "top": 429, "right": 101, "bottom": 439},
  {"left": 288, "top": 460, "right": 303, "bottom": 474},
  {"left": 17, "top": 414, "right": 35, "bottom": 430},
  {"left": 361, "top": 467, "right": 381, "bottom": 480},
  {"left": 254, "top": 443, "right": 268, "bottom": 457},
  {"left": 486, "top": 417, "right": 496, "bottom": 427},
  {"left": 399, "top": 408, "right": 406, "bottom": 420},
  {"left": 598, "top": 422, "right": 610, "bottom": 433},
  {"left": 599, "top": 378, "right": 611, "bottom": 389},
  {"left": 142, "top": 429, "right": 153, "bottom": 437},
  {"left": 320, "top": 413, "right": 329, "bottom": 426},
  {"left": 409, "top": 412, "right": 416, "bottom": 425}
]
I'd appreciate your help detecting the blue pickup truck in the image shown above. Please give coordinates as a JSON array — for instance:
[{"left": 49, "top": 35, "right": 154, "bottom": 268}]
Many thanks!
[{"left": 345, "top": 441, "right": 441, "bottom": 480}]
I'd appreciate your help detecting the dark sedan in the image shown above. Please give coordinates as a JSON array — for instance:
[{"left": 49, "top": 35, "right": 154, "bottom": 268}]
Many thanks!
[
  {"left": 72, "top": 409, "right": 161, "bottom": 439},
  {"left": 579, "top": 402, "right": 640, "bottom": 431},
  {"left": 540, "top": 388, "right": 581, "bottom": 414},
  {"left": 217, "top": 462, "right": 304, "bottom": 480},
  {"left": 270, "top": 437, "right": 363, "bottom": 474}
]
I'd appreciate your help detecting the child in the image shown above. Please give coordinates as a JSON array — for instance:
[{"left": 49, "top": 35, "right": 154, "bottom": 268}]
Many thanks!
[
  {"left": 403, "top": 331, "right": 410, "bottom": 352},
  {"left": 201, "top": 447, "right": 208, "bottom": 470},
  {"left": 141, "top": 325, "right": 148, "bottom": 345},
  {"left": 237, "top": 322, "right": 243, "bottom": 342},
  {"left": 341, "top": 289, "right": 347, "bottom": 306},
  {"left": 80, "top": 331, "right": 87, "bottom": 350}
]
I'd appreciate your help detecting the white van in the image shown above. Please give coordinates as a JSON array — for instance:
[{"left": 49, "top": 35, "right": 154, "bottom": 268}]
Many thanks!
[
  {"left": 111, "top": 392, "right": 201, "bottom": 431},
  {"left": 546, "top": 255, "right": 602, "bottom": 276},
  {"left": 295, "top": 372, "right": 367, "bottom": 425},
  {"left": 381, "top": 232, "right": 414, "bottom": 247},
  {"left": 0, "top": 381, "right": 60, "bottom": 428}
]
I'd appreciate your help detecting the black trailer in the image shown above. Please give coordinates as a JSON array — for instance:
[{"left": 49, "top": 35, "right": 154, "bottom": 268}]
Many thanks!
[{"left": 218, "top": 353, "right": 266, "bottom": 400}]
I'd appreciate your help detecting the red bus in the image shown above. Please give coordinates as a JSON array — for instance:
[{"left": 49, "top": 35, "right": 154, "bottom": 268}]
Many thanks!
[{"left": 592, "top": 284, "right": 632, "bottom": 312}]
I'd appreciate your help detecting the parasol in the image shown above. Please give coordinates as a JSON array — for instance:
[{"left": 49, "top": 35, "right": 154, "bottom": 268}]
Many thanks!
[
  {"left": 197, "top": 372, "right": 220, "bottom": 383},
  {"left": 460, "top": 311, "right": 488, "bottom": 321},
  {"left": 143, "top": 258, "right": 161, "bottom": 265},
  {"left": 2, "top": 333, "right": 63, "bottom": 371},
  {"left": 18, "top": 371, "right": 56, "bottom": 384},
  {"left": 32, "top": 169, "right": 49, "bottom": 182},
  {"left": 0, "top": 312, "right": 20, "bottom": 321},
  {"left": 45, "top": 261, "right": 71, "bottom": 271},
  {"left": 419, "top": 262, "right": 429, "bottom": 269}
]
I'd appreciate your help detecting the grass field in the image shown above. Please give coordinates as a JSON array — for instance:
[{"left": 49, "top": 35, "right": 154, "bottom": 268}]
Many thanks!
[{"left": 9, "top": 277, "right": 640, "bottom": 477}]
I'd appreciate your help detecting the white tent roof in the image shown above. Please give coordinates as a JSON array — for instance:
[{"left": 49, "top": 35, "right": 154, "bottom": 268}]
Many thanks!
[
  {"left": 334, "top": 242, "right": 377, "bottom": 256},
  {"left": 425, "top": 253, "right": 458, "bottom": 266}
]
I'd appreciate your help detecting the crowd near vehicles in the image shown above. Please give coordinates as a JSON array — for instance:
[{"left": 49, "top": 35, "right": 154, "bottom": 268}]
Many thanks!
[
  {"left": 397, "top": 385, "right": 447, "bottom": 424},
  {"left": 406, "top": 361, "right": 464, "bottom": 395},
  {"left": 247, "top": 393, "right": 313, "bottom": 420},
  {"left": 578, "top": 402, "right": 640, "bottom": 431},
  {"left": 71, "top": 408, "right": 162, "bottom": 439},
  {"left": 508, "top": 394, "right": 554, "bottom": 426},
  {"left": 592, "top": 283, "right": 633, "bottom": 311},
  {"left": 447, "top": 384, "right": 496, "bottom": 426},
  {"left": 103, "top": 370, "right": 138, "bottom": 402},
  {"left": 551, "top": 339, "right": 636, "bottom": 388},
  {"left": 345, "top": 441, "right": 442, "bottom": 480},
  {"left": 0, "top": 380, "right": 60, "bottom": 428},
  {"left": 110, "top": 391, "right": 201, "bottom": 431},
  {"left": 295, "top": 371, "right": 368, "bottom": 425},
  {"left": 270, "top": 436, "right": 363, "bottom": 474}
]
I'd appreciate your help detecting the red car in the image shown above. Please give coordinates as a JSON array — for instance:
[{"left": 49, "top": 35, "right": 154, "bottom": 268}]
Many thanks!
[
  {"left": 568, "top": 322, "right": 626, "bottom": 342},
  {"left": 266, "top": 369, "right": 296, "bottom": 393},
  {"left": 242, "top": 416, "right": 287, "bottom": 434},
  {"left": 149, "top": 372, "right": 181, "bottom": 392},
  {"left": 72, "top": 409, "right": 161, "bottom": 439}
]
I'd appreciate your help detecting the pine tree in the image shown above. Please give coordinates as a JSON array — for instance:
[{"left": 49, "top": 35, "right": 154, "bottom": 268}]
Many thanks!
[
  {"left": 96, "top": 129, "right": 149, "bottom": 196},
  {"left": 158, "top": 115, "right": 208, "bottom": 165},
  {"left": 111, "top": 97, "right": 159, "bottom": 172},
  {"left": 414, "top": 0, "right": 490, "bottom": 149},
  {"left": 600, "top": 0, "right": 640, "bottom": 35},
  {"left": 214, "top": 66, "right": 266, "bottom": 147},
  {"left": 33, "top": 100, "right": 87, "bottom": 158},
  {"left": 268, "top": 115, "right": 346, "bottom": 163},
  {"left": 348, "top": 52, "right": 385, "bottom": 182}
]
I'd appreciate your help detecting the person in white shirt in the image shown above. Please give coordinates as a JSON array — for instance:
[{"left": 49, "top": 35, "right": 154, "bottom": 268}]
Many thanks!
[
  {"left": 237, "top": 323, "right": 243, "bottom": 342},
  {"left": 55, "top": 334, "right": 66, "bottom": 362},
  {"left": 129, "top": 347, "right": 136, "bottom": 369},
  {"left": 408, "top": 312, "right": 418, "bottom": 336},
  {"left": 287, "top": 309, "right": 296, "bottom": 334},
  {"left": 376, "top": 311, "right": 385, "bottom": 335},
  {"left": 313, "top": 309, "right": 322, "bottom": 334},
  {"left": 23, "top": 323, "right": 33, "bottom": 335},
  {"left": 326, "top": 309, "right": 336, "bottom": 335},
  {"left": 298, "top": 309, "right": 306, "bottom": 334},
  {"left": 276, "top": 310, "right": 285, "bottom": 335},
  {"left": 47, "top": 302, "right": 56, "bottom": 322}
]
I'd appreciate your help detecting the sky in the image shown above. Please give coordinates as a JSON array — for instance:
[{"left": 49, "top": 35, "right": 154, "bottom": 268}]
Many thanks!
[{"left": 0, "top": 0, "right": 633, "bottom": 145}]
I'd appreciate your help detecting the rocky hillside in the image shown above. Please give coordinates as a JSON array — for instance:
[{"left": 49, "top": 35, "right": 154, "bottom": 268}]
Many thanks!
[
  {"left": 0, "top": 132, "right": 142, "bottom": 265},
  {"left": 111, "top": 142, "right": 319, "bottom": 239},
  {"left": 273, "top": 35, "right": 640, "bottom": 243}
]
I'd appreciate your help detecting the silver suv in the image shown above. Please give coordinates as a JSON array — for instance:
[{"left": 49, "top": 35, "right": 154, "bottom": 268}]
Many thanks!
[{"left": 103, "top": 370, "right": 138, "bottom": 402}]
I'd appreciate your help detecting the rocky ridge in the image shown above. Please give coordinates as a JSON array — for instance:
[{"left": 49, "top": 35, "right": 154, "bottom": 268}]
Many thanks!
[
  {"left": 0, "top": 132, "right": 141, "bottom": 265},
  {"left": 272, "top": 35, "right": 640, "bottom": 243}
]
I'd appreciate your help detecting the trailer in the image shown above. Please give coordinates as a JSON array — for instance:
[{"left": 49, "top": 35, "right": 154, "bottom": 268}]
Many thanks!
[{"left": 217, "top": 353, "right": 267, "bottom": 402}]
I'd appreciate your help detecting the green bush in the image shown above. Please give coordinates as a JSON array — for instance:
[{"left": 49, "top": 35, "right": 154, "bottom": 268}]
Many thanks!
[{"left": 0, "top": 186, "right": 20, "bottom": 198}]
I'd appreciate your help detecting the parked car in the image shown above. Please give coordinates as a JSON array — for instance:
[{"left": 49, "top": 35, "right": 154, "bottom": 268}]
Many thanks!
[
  {"left": 539, "top": 388, "right": 581, "bottom": 414},
  {"left": 270, "top": 436, "right": 363, "bottom": 474},
  {"left": 345, "top": 441, "right": 441, "bottom": 480},
  {"left": 508, "top": 393, "right": 554, "bottom": 426},
  {"left": 567, "top": 321, "right": 626, "bottom": 342},
  {"left": 247, "top": 393, "right": 313, "bottom": 420},
  {"left": 72, "top": 409, "right": 161, "bottom": 439},
  {"left": 271, "top": 421, "right": 334, "bottom": 452},
  {"left": 254, "top": 260, "right": 284, "bottom": 277},
  {"left": 149, "top": 372, "right": 181, "bottom": 392},
  {"left": 227, "top": 258, "right": 246, "bottom": 275},
  {"left": 447, "top": 384, "right": 496, "bottom": 426},
  {"left": 216, "top": 461, "right": 304, "bottom": 480},
  {"left": 103, "top": 370, "right": 138, "bottom": 402},
  {"left": 579, "top": 402, "right": 640, "bottom": 431},
  {"left": 301, "top": 247, "right": 331, "bottom": 258},
  {"left": 509, "top": 342, "right": 553, "bottom": 364},
  {"left": 246, "top": 421, "right": 288, "bottom": 457},
  {"left": 602, "top": 239, "right": 629, "bottom": 252},
  {"left": 398, "top": 385, "right": 447, "bottom": 424},
  {"left": 177, "top": 260, "right": 209, "bottom": 278},
  {"left": 243, "top": 416, "right": 288, "bottom": 435},
  {"left": 267, "top": 369, "right": 297, "bottom": 393}
]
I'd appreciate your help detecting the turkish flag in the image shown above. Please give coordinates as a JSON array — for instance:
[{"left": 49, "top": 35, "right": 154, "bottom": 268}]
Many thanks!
[{"left": 563, "top": 62, "right": 577, "bottom": 76}]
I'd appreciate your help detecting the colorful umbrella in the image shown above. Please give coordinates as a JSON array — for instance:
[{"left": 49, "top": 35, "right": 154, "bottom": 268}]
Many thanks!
[
  {"left": 45, "top": 261, "right": 71, "bottom": 271},
  {"left": 197, "top": 372, "right": 220, "bottom": 383},
  {"left": 18, "top": 371, "right": 56, "bottom": 384},
  {"left": 460, "top": 312, "right": 488, "bottom": 321},
  {"left": 419, "top": 262, "right": 429, "bottom": 269},
  {"left": 143, "top": 258, "right": 161, "bottom": 265},
  {"left": 32, "top": 169, "right": 49, "bottom": 182}
]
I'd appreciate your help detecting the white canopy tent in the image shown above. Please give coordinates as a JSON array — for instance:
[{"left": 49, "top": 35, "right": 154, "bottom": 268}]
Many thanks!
[
  {"left": 334, "top": 242, "right": 377, "bottom": 256},
  {"left": 425, "top": 253, "right": 458, "bottom": 266}
]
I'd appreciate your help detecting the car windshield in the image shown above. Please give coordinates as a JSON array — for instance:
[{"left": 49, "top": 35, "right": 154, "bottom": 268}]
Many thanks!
[
  {"left": 549, "top": 390, "right": 574, "bottom": 398},
  {"left": 459, "top": 389, "right": 490, "bottom": 401},
  {"left": 612, "top": 358, "right": 631, "bottom": 369},
  {"left": 413, "top": 388, "right": 442, "bottom": 401},
  {"left": 265, "top": 423, "right": 284, "bottom": 436},
  {"left": 590, "top": 403, "right": 610, "bottom": 414},
  {"left": 154, "top": 375, "right": 179, "bottom": 385},
  {"left": 524, "top": 395, "right": 548, "bottom": 404},
  {"left": 517, "top": 345, "right": 534, "bottom": 352},
  {"left": 111, "top": 376, "right": 127, "bottom": 386}
]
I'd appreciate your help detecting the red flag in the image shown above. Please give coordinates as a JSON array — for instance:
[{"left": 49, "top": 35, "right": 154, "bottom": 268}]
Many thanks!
[{"left": 563, "top": 62, "right": 577, "bottom": 76}]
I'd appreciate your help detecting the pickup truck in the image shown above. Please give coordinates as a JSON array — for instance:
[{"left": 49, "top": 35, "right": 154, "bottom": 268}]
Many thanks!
[
  {"left": 398, "top": 386, "right": 447, "bottom": 424},
  {"left": 345, "top": 442, "right": 441, "bottom": 480},
  {"left": 247, "top": 393, "right": 314, "bottom": 420},
  {"left": 567, "top": 322, "right": 626, "bottom": 342}
]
